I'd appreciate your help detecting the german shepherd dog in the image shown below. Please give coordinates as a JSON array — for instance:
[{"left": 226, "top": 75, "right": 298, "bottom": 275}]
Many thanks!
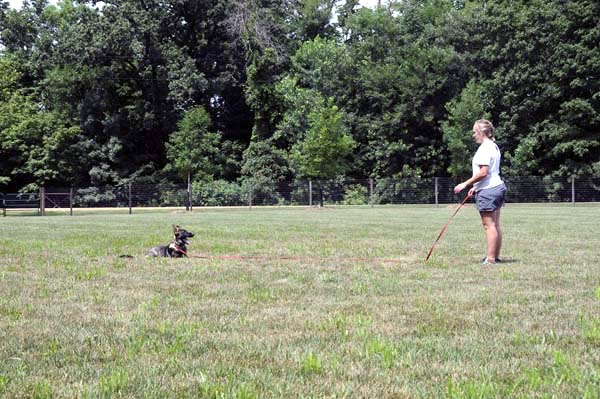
[{"left": 147, "top": 224, "right": 194, "bottom": 258}]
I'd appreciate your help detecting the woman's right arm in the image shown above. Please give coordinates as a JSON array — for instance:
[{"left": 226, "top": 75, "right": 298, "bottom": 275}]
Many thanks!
[{"left": 453, "top": 165, "right": 489, "bottom": 194}]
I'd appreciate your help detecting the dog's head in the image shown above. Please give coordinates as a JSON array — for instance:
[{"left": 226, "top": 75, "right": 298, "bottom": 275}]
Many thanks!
[{"left": 172, "top": 224, "right": 194, "bottom": 246}]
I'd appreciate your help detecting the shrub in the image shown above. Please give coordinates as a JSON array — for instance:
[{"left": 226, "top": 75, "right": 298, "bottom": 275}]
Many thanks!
[
  {"left": 192, "top": 180, "right": 243, "bottom": 206},
  {"left": 343, "top": 184, "right": 368, "bottom": 205}
]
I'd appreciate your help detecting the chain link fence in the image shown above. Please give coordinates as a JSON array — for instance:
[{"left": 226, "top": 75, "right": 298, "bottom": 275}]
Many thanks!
[{"left": 3, "top": 176, "right": 600, "bottom": 215}]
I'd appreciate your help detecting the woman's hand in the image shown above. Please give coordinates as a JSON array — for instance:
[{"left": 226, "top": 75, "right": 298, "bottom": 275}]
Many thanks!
[{"left": 453, "top": 182, "right": 467, "bottom": 194}]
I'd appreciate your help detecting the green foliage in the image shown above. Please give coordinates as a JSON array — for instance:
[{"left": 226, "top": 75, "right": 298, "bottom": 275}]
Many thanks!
[
  {"left": 166, "top": 106, "right": 221, "bottom": 181},
  {"left": 0, "top": 57, "right": 21, "bottom": 102},
  {"left": 442, "top": 80, "right": 491, "bottom": 177},
  {"left": 273, "top": 76, "right": 320, "bottom": 147},
  {"left": 0, "top": 76, "right": 81, "bottom": 189},
  {"left": 293, "top": 0, "right": 336, "bottom": 42},
  {"left": 291, "top": 97, "right": 354, "bottom": 179},
  {"left": 341, "top": 2, "right": 466, "bottom": 178},
  {"left": 240, "top": 139, "right": 289, "bottom": 204},
  {"left": 372, "top": 175, "right": 434, "bottom": 204},
  {"left": 343, "top": 184, "right": 368, "bottom": 205},
  {"left": 291, "top": 36, "right": 351, "bottom": 98},
  {"left": 192, "top": 179, "right": 243, "bottom": 206},
  {"left": 463, "top": 0, "right": 600, "bottom": 177},
  {"left": 245, "top": 48, "right": 286, "bottom": 140},
  {"left": 74, "top": 187, "right": 119, "bottom": 207},
  {"left": 0, "top": 0, "right": 598, "bottom": 191}
]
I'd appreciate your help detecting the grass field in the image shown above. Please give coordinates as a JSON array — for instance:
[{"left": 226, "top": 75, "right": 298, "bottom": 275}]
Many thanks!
[{"left": 1, "top": 204, "right": 599, "bottom": 398}]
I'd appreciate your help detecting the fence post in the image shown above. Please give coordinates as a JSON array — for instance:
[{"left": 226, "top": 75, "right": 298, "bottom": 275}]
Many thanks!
[
  {"left": 189, "top": 179, "right": 193, "bottom": 212},
  {"left": 309, "top": 180, "right": 312, "bottom": 207},
  {"left": 369, "top": 178, "right": 374, "bottom": 207},
  {"left": 186, "top": 172, "right": 191, "bottom": 212},
  {"left": 128, "top": 181, "right": 132, "bottom": 215},
  {"left": 2, "top": 194, "right": 5, "bottom": 217},
  {"left": 434, "top": 177, "right": 439, "bottom": 207},
  {"left": 571, "top": 176, "right": 575, "bottom": 204},
  {"left": 69, "top": 187, "right": 73, "bottom": 216},
  {"left": 249, "top": 183, "right": 253, "bottom": 210},
  {"left": 40, "top": 186, "right": 45, "bottom": 216}
]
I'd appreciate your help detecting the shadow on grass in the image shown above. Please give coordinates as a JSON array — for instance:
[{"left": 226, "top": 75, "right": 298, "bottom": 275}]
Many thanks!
[{"left": 498, "top": 258, "right": 519, "bottom": 264}]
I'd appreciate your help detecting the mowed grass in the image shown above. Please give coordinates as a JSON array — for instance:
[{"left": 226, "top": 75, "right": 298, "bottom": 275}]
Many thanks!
[{"left": 1, "top": 204, "right": 599, "bottom": 398}]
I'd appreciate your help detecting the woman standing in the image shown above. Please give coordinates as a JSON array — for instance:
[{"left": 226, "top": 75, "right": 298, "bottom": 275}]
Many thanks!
[{"left": 453, "top": 120, "right": 506, "bottom": 264}]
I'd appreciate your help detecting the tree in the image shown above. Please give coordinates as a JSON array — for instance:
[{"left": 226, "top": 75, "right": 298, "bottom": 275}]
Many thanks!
[
  {"left": 240, "top": 139, "right": 290, "bottom": 205},
  {"left": 291, "top": 96, "right": 354, "bottom": 205},
  {"left": 0, "top": 56, "right": 81, "bottom": 191},
  {"left": 442, "top": 80, "right": 491, "bottom": 177},
  {"left": 293, "top": 0, "right": 337, "bottom": 42},
  {"left": 461, "top": 0, "right": 600, "bottom": 177},
  {"left": 2, "top": 0, "right": 599, "bottom": 194},
  {"left": 290, "top": 36, "right": 352, "bottom": 100},
  {"left": 339, "top": 1, "right": 467, "bottom": 179},
  {"left": 166, "top": 106, "right": 221, "bottom": 209},
  {"left": 0, "top": 95, "right": 82, "bottom": 191}
]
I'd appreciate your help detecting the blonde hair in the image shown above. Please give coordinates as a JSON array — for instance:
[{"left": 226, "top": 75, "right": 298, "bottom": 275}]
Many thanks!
[{"left": 474, "top": 119, "right": 495, "bottom": 140}]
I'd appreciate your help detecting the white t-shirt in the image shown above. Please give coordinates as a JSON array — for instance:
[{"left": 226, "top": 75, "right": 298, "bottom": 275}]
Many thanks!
[{"left": 472, "top": 139, "right": 503, "bottom": 191}]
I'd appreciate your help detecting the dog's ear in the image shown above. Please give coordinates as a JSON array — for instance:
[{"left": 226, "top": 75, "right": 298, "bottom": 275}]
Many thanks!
[{"left": 172, "top": 224, "right": 180, "bottom": 233}]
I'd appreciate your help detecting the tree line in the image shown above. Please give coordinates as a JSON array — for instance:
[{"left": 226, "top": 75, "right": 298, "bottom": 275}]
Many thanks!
[{"left": 0, "top": 0, "right": 598, "bottom": 193}]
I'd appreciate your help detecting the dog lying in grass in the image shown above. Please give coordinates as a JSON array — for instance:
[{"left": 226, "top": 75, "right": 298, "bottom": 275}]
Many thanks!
[{"left": 147, "top": 224, "right": 194, "bottom": 258}]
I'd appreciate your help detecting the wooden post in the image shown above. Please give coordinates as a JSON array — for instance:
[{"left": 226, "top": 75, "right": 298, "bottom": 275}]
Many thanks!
[
  {"left": 188, "top": 175, "right": 193, "bottom": 212},
  {"left": 249, "top": 183, "right": 253, "bottom": 210},
  {"left": 309, "top": 180, "right": 312, "bottom": 207},
  {"left": 40, "top": 186, "right": 45, "bottom": 216},
  {"left": 571, "top": 176, "right": 575, "bottom": 204},
  {"left": 369, "top": 178, "right": 374, "bottom": 208},
  {"left": 69, "top": 187, "right": 73, "bottom": 216},
  {"left": 186, "top": 172, "right": 191, "bottom": 212},
  {"left": 128, "top": 181, "right": 132, "bottom": 215},
  {"left": 434, "top": 177, "right": 439, "bottom": 207},
  {"left": 319, "top": 183, "right": 324, "bottom": 208}
]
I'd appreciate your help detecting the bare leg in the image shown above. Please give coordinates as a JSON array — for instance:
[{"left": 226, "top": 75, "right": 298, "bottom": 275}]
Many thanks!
[
  {"left": 480, "top": 211, "right": 499, "bottom": 262},
  {"left": 493, "top": 208, "right": 502, "bottom": 259}
]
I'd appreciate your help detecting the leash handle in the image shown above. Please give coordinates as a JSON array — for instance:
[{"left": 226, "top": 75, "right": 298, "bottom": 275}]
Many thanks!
[{"left": 425, "top": 193, "right": 473, "bottom": 262}]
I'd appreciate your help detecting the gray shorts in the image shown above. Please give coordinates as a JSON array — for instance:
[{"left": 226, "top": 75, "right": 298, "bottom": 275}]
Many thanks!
[{"left": 475, "top": 183, "right": 506, "bottom": 212}]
